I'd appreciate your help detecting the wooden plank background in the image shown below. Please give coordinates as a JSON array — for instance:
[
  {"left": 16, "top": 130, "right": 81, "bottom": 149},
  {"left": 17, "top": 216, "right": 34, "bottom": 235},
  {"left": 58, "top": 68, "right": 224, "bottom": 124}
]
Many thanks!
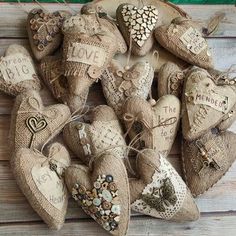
[{"left": 0, "top": 2, "right": 235, "bottom": 236}]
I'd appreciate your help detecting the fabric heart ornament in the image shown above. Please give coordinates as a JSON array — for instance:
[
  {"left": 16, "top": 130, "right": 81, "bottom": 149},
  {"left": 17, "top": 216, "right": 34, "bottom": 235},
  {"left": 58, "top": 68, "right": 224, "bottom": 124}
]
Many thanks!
[
  {"left": 182, "top": 130, "right": 236, "bottom": 196},
  {"left": 158, "top": 62, "right": 186, "bottom": 98},
  {"left": 11, "top": 143, "right": 71, "bottom": 229},
  {"left": 0, "top": 44, "right": 41, "bottom": 96},
  {"left": 80, "top": 3, "right": 128, "bottom": 55},
  {"left": 208, "top": 69, "right": 236, "bottom": 132},
  {"left": 62, "top": 12, "right": 122, "bottom": 111},
  {"left": 155, "top": 17, "right": 213, "bottom": 69},
  {"left": 116, "top": 4, "right": 158, "bottom": 56},
  {"left": 63, "top": 105, "right": 126, "bottom": 165},
  {"left": 101, "top": 60, "right": 154, "bottom": 117},
  {"left": 9, "top": 90, "right": 71, "bottom": 153},
  {"left": 65, "top": 153, "right": 130, "bottom": 236},
  {"left": 182, "top": 67, "right": 236, "bottom": 141},
  {"left": 122, "top": 96, "right": 181, "bottom": 157},
  {"left": 27, "top": 8, "right": 71, "bottom": 61},
  {"left": 39, "top": 55, "right": 89, "bottom": 112},
  {"left": 130, "top": 149, "right": 199, "bottom": 221}
]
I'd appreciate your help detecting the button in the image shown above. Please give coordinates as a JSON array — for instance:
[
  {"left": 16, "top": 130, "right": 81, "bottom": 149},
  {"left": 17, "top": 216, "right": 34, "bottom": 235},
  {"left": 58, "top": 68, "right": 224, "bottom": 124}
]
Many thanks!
[
  {"left": 102, "top": 189, "right": 112, "bottom": 202},
  {"left": 88, "top": 66, "right": 103, "bottom": 79}
]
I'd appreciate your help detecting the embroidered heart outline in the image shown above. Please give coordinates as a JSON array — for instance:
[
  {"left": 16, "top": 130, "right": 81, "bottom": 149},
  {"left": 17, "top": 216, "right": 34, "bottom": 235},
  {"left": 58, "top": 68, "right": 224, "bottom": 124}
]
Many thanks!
[
  {"left": 120, "top": 4, "right": 158, "bottom": 47},
  {"left": 26, "top": 116, "right": 48, "bottom": 134}
]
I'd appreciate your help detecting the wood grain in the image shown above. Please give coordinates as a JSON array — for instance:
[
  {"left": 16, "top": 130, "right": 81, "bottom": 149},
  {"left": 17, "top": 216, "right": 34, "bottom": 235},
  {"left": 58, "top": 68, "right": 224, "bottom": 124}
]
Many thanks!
[
  {"left": 0, "top": 2, "right": 236, "bottom": 236},
  {"left": 0, "top": 4, "right": 235, "bottom": 38},
  {"left": 1, "top": 213, "right": 236, "bottom": 236}
]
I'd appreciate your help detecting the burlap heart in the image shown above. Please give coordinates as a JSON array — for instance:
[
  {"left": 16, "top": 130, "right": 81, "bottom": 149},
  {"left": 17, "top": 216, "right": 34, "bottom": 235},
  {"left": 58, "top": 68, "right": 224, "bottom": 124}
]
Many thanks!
[
  {"left": 11, "top": 143, "right": 70, "bottom": 229},
  {"left": 155, "top": 17, "right": 213, "bottom": 69},
  {"left": 130, "top": 149, "right": 199, "bottom": 221},
  {"left": 116, "top": 4, "right": 159, "bottom": 56},
  {"left": 27, "top": 8, "right": 71, "bottom": 61},
  {"left": 158, "top": 62, "right": 185, "bottom": 98},
  {"left": 182, "top": 67, "right": 236, "bottom": 141},
  {"left": 65, "top": 153, "right": 130, "bottom": 236},
  {"left": 80, "top": 3, "right": 128, "bottom": 55},
  {"left": 0, "top": 44, "right": 41, "bottom": 96},
  {"left": 63, "top": 105, "right": 126, "bottom": 165},
  {"left": 122, "top": 96, "right": 181, "bottom": 156},
  {"left": 62, "top": 10, "right": 123, "bottom": 110},
  {"left": 182, "top": 130, "right": 236, "bottom": 196},
  {"left": 101, "top": 60, "right": 154, "bottom": 117},
  {"left": 9, "top": 90, "right": 71, "bottom": 152},
  {"left": 39, "top": 55, "right": 89, "bottom": 112}
]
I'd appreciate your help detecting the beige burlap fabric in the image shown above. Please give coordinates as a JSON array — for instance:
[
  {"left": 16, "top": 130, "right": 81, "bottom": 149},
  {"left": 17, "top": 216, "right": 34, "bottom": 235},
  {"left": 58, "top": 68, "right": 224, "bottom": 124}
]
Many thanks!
[
  {"left": 158, "top": 62, "right": 186, "bottom": 98},
  {"left": 155, "top": 17, "right": 213, "bottom": 69},
  {"left": 182, "top": 131, "right": 236, "bottom": 196},
  {"left": 39, "top": 55, "right": 89, "bottom": 112},
  {"left": 65, "top": 153, "right": 130, "bottom": 236},
  {"left": 63, "top": 105, "right": 126, "bottom": 165},
  {"left": 130, "top": 149, "right": 199, "bottom": 222},
  {"left": 11, "top": 143, "right": 71, "bottom": 229},
  {"left": 182, "top": 67, "right": 236, "bottom": 141},
  {"left": 0, "top": 44, "right": 41, "bottom": 96},
  {"left": 122, "top": 96, "right": 181, "bottom": 157},
  {"left": 27, "top": 8, "right": 71, "bottom": 61},
  {"left": 62, "top": 11, "right": 122, "bottom": 109},
  {"left": 116, "top": 4, "right": 159, "bottom": 56},
  {"left": 9, "top": 90, "right": 71, "bottom": 153},
  {"left": 101, "top": 59, "right": 154, "bottom": 117}
]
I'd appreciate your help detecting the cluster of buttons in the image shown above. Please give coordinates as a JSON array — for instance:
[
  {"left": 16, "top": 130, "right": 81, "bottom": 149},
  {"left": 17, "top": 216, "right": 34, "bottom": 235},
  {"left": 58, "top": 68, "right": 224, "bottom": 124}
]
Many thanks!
[
  {"left": 29, "top": 9, "right": 65, "bottom": 51},
  {"left": 168, "top": 71, "right": 184, "bottom": 97},
  {"left": 72, "top": 174, "right": 120, "bottom": 232}
]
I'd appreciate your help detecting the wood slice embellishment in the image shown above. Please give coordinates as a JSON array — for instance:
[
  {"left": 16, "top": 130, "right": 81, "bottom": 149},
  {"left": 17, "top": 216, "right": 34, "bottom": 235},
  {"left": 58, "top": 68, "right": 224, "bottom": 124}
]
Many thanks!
[
  {"left": 121, "top": 5, "right": 158, "bottom": 47},
  {"left": 72, "top": 174, "right": 120, "bottom": 233}
]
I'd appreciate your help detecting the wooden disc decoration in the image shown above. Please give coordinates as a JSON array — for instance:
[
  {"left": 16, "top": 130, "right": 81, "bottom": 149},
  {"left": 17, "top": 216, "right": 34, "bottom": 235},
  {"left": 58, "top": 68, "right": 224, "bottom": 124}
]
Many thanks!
[{"left": 93, "top": 0, "right": 190, "bottom": 71}]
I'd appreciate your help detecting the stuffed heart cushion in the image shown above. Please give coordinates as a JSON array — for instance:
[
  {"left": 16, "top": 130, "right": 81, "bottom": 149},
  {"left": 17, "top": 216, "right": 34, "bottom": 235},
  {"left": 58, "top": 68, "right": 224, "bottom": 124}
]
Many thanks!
[
  {"left": 182, "top": 67, "right": 236, "bottom": 141},
  {"left": 101, "top": 60, "right": 154, "bottom": 117},
  {"left": 65, "top": 153, "right": 130, "bottom": 236},
  {"left": 130, "top": 149, "right": 199, "bottom": 221},
  {"left": 11, "top": 143, "right": 70, "bottom": 229},
  {"left": 0, "top": 44, "right": 41, "bottom": 96},
  {"left": 9, "top": 90, "right": 71, "bottom": 152},
  {"left": 122, "top": 95, "right": 181, "bottom": 156},
  {"left": 182, "top": 130, "right": 236, "bottom": 196}
]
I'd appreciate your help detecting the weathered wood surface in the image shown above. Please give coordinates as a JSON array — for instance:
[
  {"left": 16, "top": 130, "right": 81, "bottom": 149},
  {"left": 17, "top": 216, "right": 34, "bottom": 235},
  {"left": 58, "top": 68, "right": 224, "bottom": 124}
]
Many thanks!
[
  {"left": 0, "top": 2, "right": 236, "bottom": 236},
  {"left": 0, "top": 4, "right": 235, "bottom": 38}
]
